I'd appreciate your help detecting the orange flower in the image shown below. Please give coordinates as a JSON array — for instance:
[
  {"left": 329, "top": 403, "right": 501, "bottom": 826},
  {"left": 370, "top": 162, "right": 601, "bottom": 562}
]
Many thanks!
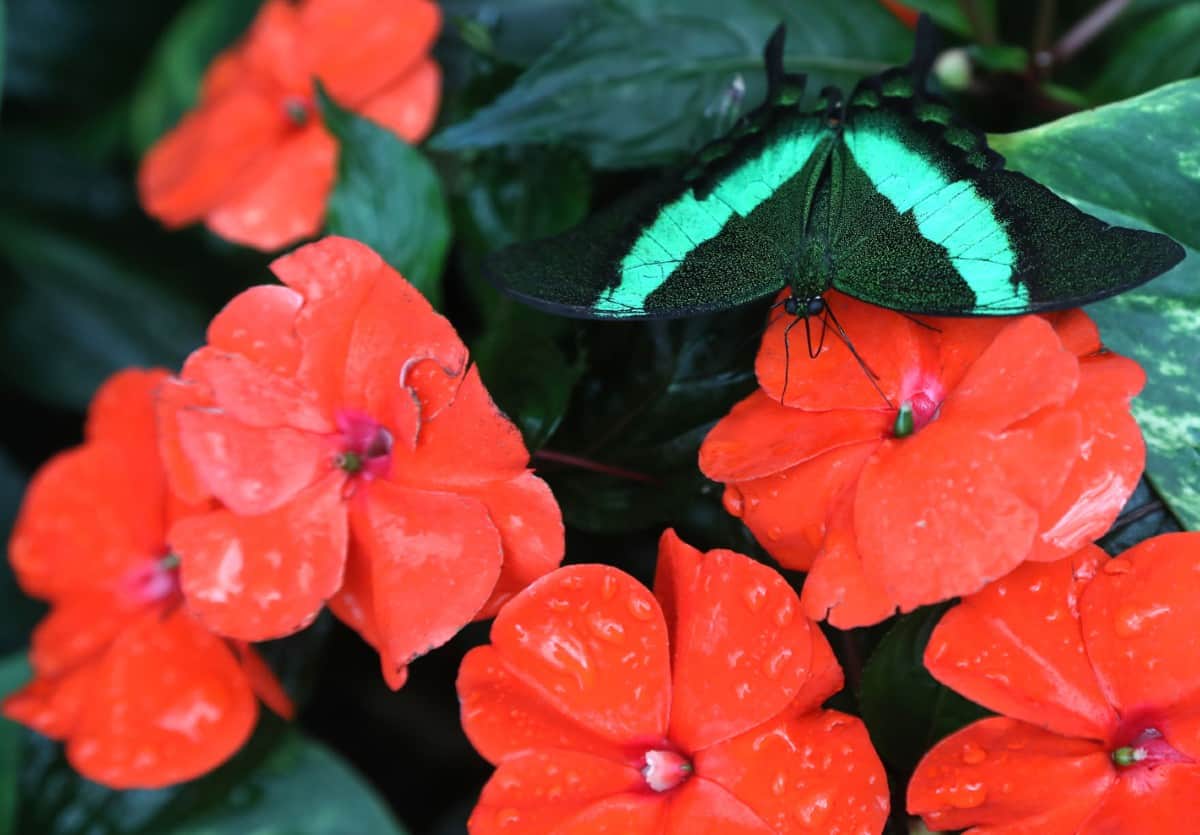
[
  {"left": 699, "top": 293, "right": 1145, "bottom": 628},
  {"left": 138, "top": 0, "right": 441, "bottom": 251},
  {"left": 158, "top": 236, "right": 564, "bottom": 689},
  {"left": 457, "top": 530, "right": 889, "bottom": 835},
  {"left": 3, "top": 369, "right": 292, "bottom": 790},
  {"left": 908, "top": 534, "right": 1200, "bottom": 834}
]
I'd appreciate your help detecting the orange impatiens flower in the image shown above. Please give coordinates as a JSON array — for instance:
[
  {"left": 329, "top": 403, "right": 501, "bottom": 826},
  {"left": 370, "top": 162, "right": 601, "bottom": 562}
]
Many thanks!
[
  {"left": 909, "top": 534, "right": 1200, "bottom": 834},
  {"left": 699, "top": 293, "right": 1145, "bottom": 628},
  {"left": 457, "top": 530, "right": 889, "bottom": 835},
  {"left": 158, "top": 236, "right": 564, "bottom": 689},
  {"left": 4, "top": 370, "right": 292, "bottom": 790},
  {"left": 138, "top": 0, "right": 441, "bottom": 251}
]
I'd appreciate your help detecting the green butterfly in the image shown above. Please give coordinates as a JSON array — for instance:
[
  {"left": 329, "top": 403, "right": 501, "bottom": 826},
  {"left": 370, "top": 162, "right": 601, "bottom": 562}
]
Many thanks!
[{"left": 486, "top": 19, "right": 1184, "bottom": 323}]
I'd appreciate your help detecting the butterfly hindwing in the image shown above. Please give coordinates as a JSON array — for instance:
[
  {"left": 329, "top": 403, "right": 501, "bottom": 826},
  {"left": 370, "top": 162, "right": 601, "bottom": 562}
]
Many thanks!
[{"left": 829, "top": 68, "right": 1185, "bottom": 315}]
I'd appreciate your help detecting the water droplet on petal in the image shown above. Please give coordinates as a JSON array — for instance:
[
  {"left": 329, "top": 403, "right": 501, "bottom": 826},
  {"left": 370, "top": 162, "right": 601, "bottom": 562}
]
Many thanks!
[
  {"left": 763, "top": 647, "right": 793, "bottom": 679},
  {"left": 496, "top": 808, "right": 522, "bottom": 828},
  {"left": 961, "top": 742, "right": 987, "bottom": 765},
  {"left": 1114, "top": 603, "right": 1171, "bottom": 637},
  {"left": 627, "top": 595, "right": 656, "bottom": 620},
  {"left": 767, "top": 525, "right": 783, "bottom": 542},
  {"left": 744, "top": 584, "right": 768, "bottom": 612},
  {"left": 723, "top": 487, "right": 746, "bottom": 517},
  {"left": 587, "top": 614, "right": 626, "bottom": 644},
  {"left": 1104, "top": 558, "right": 1132, "bottom": 575},
  {"left": 600, "top": 573, "right": 618, "bottom": 600},
  {"left": 774, "top": 601, "right": 795, "bottom": 626},
  {"left": 948, "top": 783, "right": 987, "bottom": 809}
]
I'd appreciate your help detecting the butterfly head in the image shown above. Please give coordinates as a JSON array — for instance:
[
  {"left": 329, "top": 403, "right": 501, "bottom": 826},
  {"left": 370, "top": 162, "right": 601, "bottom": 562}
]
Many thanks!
[{"left": 782, "top": 294, "right": 826, "bottom": 319}]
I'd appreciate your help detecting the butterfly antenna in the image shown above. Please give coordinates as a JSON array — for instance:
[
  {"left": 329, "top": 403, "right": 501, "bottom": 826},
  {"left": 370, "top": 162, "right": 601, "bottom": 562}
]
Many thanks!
[
  {"left": 897, "top": 311, "right": 941, "bottom": 332},
  {"left": 781, "top": 314, "right": 802, "bottom": 404},
  {"left": 824, "top": 302, "right": 894, "bottom": 409},
  {"left": 910, "top": 14, "right": 939, "bottom": 92},
  {"left": 762, "top": 24, "right": 807, "bottom": 106}
]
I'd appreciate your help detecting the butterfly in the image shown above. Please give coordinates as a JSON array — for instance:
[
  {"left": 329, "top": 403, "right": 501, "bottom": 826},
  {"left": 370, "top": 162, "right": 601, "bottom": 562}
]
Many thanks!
[{"left": 485, "top": 18, "right": 1184, "bottom": 325}]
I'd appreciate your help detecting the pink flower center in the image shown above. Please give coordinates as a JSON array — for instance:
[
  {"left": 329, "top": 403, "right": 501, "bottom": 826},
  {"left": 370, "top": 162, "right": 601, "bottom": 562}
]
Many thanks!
[
  {"left": 893, "top": 374, "right": 944, "bottom": 438},
  {"left": 641, "top": 748, "right": 693, "bottom": 793},
  {"left": 121, "top": 552, "right": 181, "bottom": 608},
  {"left": 335, "top": 410, "right": 393, "bottom": 480},
  {"left": 1111, "top": 727, "right": 1192, "bottom": 771}
]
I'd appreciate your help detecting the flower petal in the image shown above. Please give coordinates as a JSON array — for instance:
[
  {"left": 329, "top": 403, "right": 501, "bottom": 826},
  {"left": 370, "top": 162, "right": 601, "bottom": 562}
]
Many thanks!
[
  {"left": 10, "top": 443, "right": 165, "bottom": 601},
  {"left": 1080, "top": 532, "right": 1200, "bottom": 716},
  {"left": 353, "top": 480, "right": 503, "bottom": 670},
  {"left": 231, "top": 642, "right": 295, "bottom": 720},
  {"left": 304, "top": 0, "right": 441, "bottom": 106},
  {"left": 67, "top": 610, "right": 258, "bottom": 789},
  {"left": 939, "top": 316, "right": 1078, "bottom": 433},
  {"left": 488, "top": 565, "right": 671, "bottom": 746},
  {"left": 361, "top": 58, "right": 442, "bottom": 143},
  {"left": 184, "top": 348, "right": 333, "bottom": 433},
  {"left": 85, "top": 368, "right": 168, "bottom": 457},
  {"left": 756, "top": 292, "right": 940, "bottom": 410},
  {"left": 29, "top": 592, "right": 133, "bottom": 679},
  {"left": 924, "top": 546, "right": 1116, "bottom": 741},
  {"left": 171, "top": 473, "right": 348, "bottom": 640},
  {"left": 801, "top": 490, "right": 897, "bottom": 628},
  {"left": 697, "top": 710, "right": 889, "bottom": 833},
  {"left": 206, "top": 284, "right": 304, "bottom": 377},
  {"left": 176, "top": 405, "right": 329, "bottom": 515},
  {"left": 664, "top": 779, "right": 774, "bottom": 835},
  {"left": 1028, "top": 355, "right": 1145, "bottom": 563},
  {"left": 205, "top": 125, "right": 336, "bottom": 251},
  {"left": 157, "top": 377, "right": 217, "bottom": 505},
  {"left": 467, "top": 749, "right": 653, "bottom": 835},
  {"left": 699, "top": 389, "right": 888, "bottom": 482},
  {"left": 855, "top": 418, "right": 1079, "bottom": 612},
  {"left": 731, "top": 440, "right": 879, "bottom": 572},
  {"left": 138, "top": 86, "right": 283, "bottom": 227},
  {"left": 908, "top": 717, "right": 1113, "bottom": 835},
  {"left": 3, "top": 663, "right": 98, "bottom": 739},
  {"left": 655, "top": 530, "right": 817, "bottom": 752},
  {"left": 1078, "top": 764, "right": 1200, "bottom": 835},
  {"left": 471, "top": 472, "right": 565, "bottom": 620},
  {"left": 393, "top": 366, "right": 530, "bottom": 488},
  {"left": 457, "top": 645, "right": 628, "bottom": 765}
]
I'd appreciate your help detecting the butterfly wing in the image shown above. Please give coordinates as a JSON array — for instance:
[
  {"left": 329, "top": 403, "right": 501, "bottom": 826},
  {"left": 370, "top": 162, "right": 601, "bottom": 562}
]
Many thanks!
[
  {"left": 826, "top": 69, "right": 1185, "bottom": 316},
  {"left": 486, "top": 112, "right": 836, "bottom": 319}
]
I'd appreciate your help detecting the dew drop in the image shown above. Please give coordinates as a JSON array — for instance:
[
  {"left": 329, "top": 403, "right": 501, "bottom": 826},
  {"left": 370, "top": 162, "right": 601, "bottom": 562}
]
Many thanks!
[
  {"left": 495, "top": 808, "right": 522, "bottom": 828},
  {"left": 774, "top": 601, "right": 795, "bottom": 626},
  {"left": 600, "top": 573, "right": 619, "bottom": 600},
  {"left": 744, "top": 584, "right": 768, "bottom": 612},
  {"left": 767, "top": 525, "right": 783, "bottom": 542},
  {"left": 960, "top": 742, "right": 986, "bottom": 765},
  {"left": 587, "top": 614, "right": 626, "bottom": 644},
  {"left": 948, "top": 783, "right": 987, "bottom": 809},
  {"left": 763, "top": 647, "right": 793, "bottom": 679},
  {"left": 627, "top": 595, "right": 656, "bottom": 620},
  {"left": 723, "top": 487, "right": 746, "bottom": 517},
  {"left": 1104, "top": 558, "right": 1133, "bottom": 575}
]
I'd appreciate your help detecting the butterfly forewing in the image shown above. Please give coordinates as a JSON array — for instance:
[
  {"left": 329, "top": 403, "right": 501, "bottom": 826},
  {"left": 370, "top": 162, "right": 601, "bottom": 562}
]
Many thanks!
[{"left": 829, "top": 70, "right": 1184, "bottom": 315}]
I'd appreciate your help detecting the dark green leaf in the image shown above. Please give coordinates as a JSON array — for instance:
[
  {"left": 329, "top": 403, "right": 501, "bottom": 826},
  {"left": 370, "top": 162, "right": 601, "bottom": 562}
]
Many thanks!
[
  {"left": 989, "top": 79, "right": 1200, "bottom": 250},
  {"left": 1089, "top": 2, "right": 1200, "bottom": 103},
  {"left": 440, "top": 0, "right": 588, "bottom": 66},
  {"left": 319, "top": 87, "right": 451, "bottom": 308},
  {"left": 432, "top": 0, "right": 910, "bottom": 169},
  {"left": 1098, "top": 478, "right": 1182, "bottom": 555},
  {"left": 0, "top": 448, "right": 42, "bottom": 656},
  {"left": 0, "top": 214, "right": 209, "bottom": 410},
  {"left": 128, "top": 0, "right": 259, "bottom": 155},
  {"left": 0, "top": 654, "right": 30, "bottom": 835},
  {"left": 991, "top": 85, "right": 1200, "bottom": 528},
  {"left": 859, "top": 607, "right": 989, "bottom": 773},
  {"left": 17, "top": 724, "right": 408, "bottom": 835},
  {"left": 898, "top": 0, "right": 972, "bottom": 35},
  {"left": 3, "top": 0, "right": 180, "bottom": 111}
]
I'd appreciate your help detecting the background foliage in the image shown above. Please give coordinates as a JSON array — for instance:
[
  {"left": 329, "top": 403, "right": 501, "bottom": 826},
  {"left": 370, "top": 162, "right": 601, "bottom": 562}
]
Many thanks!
[{"left": 0, "top": 1, "right": 1196, "bottom": 833}]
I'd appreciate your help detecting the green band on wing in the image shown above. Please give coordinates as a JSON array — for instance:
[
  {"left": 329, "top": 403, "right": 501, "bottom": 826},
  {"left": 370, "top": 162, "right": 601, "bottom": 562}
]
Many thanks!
[
  {"left": 846, "top": 127, "right": 1025, "bottom": 312},
  {"left": 597, "top": 125, "right": 822, "bottom": 313}
]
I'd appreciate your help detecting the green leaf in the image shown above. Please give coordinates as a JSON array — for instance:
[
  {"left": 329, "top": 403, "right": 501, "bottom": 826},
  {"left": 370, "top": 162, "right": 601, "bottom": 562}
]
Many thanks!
[
  {"left": 17, "top": 724, "right": 408, "bottom": 835},
  {"left": 441, "top": 0, "right": 589, "bottom": 66},
  {"left": 319, "top": 87, "right": 451, "bottom": 308},
  {"left": 897, "top": 0, "right": 972, "bottom": 35},
  {"left": 989, "top": 79, "right": 1200, "bottom": 250},
  {"left": 0, "top": 214, "right": 209, "bottom": 410},
  {"left": 859, "top": 608, "right": 989, "bottom": 773},
  {"left": 990, "top": 81, "right": 1200, "bottom": 528},
  {"left": 1089, "top": 2, "right": 1200, "bottom": 103},
  {"left": 0, "top": 448, "right": 42, "bottom": 656},
  {"left": 432, "top": 0, "right": 910, "bottom": 169},
  {"left": 0, "top": 654, "right": 30, "bottom": 835},
  {"left": 128, "top": 0, "right": 259, "bottom": 155}
]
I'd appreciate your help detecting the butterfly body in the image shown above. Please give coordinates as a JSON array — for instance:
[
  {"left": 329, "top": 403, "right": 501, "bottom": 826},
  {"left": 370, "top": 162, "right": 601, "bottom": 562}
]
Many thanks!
[{"left": 486, "top": 22, "right": 1184, "bottom": 321}]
